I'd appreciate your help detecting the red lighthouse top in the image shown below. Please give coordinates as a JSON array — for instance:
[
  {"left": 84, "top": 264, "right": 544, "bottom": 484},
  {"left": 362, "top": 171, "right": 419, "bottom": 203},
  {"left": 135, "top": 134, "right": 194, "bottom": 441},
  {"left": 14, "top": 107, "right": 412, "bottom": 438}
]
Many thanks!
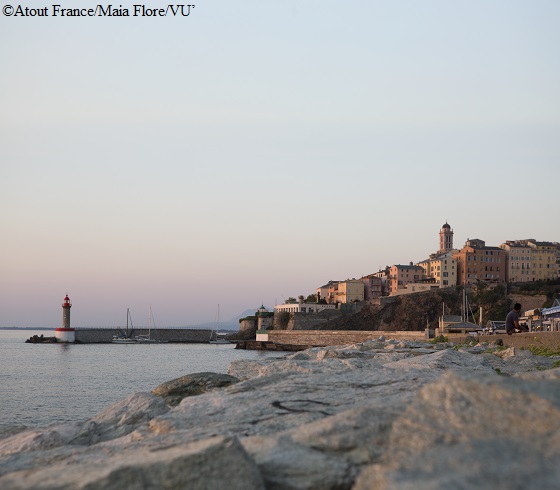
[{"left": 62, "top": 294, "right": 72, "bottom": 308}]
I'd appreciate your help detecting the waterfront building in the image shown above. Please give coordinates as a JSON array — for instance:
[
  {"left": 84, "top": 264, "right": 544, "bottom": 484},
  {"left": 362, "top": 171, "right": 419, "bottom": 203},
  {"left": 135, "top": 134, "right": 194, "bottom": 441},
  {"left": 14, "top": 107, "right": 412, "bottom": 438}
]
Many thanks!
[
  {"left": 388, "top": 263, "right": 425, "bottom": 295},
  {"left": 274, "top": 303, "right": 336, "bottom": 314},
  {"left": 274, "top": 296, "right": 336, "bottom": 314},
  {"left": 453, "top": 239, "right": 506, "bottom": 285},
  {"left": 542, "top": 299, "right": 560, "bottom": 331}
]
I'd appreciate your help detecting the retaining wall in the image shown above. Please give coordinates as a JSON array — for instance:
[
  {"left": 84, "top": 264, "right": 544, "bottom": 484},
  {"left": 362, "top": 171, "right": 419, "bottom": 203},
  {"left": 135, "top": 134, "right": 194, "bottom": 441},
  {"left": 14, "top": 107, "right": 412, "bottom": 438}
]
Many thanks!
[
  {"left": 478, "top": 331, "right": 560, "bottom": 350},
  {"left": 267, "top": 330, "right": 428, "bottom": 346},
  {"left": 262, "top": 330, "right": 560, "bottom": 350}
]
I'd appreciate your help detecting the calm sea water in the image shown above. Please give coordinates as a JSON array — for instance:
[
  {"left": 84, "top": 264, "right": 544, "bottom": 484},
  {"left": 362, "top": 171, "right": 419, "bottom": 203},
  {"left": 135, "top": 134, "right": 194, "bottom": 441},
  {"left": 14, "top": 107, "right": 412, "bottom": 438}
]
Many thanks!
[{"left": 0, "top": 330, "right": 279, "bottom": 429}]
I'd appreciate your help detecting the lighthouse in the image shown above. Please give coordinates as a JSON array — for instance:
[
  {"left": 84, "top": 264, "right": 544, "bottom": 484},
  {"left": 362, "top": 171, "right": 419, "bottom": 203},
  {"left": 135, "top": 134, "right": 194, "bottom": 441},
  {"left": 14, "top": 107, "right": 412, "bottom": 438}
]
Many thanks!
[{"left": 55, "top": 294, "right": 75, "bottom": 343}]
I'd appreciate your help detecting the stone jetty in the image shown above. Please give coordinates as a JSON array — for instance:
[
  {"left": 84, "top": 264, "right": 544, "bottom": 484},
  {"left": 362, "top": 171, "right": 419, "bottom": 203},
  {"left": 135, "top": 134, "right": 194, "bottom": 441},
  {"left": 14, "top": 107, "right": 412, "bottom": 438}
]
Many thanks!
[{"left": 1, "top": 337, "right": 560, "bottom": 489}]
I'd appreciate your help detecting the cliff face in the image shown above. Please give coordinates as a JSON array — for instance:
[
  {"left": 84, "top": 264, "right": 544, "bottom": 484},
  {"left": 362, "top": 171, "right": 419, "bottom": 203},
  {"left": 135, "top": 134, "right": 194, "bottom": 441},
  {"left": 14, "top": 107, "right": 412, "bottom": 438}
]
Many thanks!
[
  {"left": 316, "top": 288, "right": 463, "bottom": 331},
  {"left": 311, "top": 284, "right": 559, "bottom": 332}
]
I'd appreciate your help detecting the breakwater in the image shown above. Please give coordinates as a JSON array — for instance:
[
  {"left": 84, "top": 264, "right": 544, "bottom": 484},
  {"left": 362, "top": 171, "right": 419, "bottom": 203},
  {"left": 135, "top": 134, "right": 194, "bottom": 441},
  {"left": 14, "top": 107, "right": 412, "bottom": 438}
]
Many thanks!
[{"left": 74, "top": 328, "right": 213, "bottom": 343}]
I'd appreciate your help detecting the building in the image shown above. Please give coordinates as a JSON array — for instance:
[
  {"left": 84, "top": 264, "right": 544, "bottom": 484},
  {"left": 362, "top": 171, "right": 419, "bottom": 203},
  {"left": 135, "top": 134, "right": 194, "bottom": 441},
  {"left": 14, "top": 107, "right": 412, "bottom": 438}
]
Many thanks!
[
  {"left": 371, "top": 269, "right": 390, "bottom": 296},
  {"left": 500, "top": 240, "right": 558, "bottom": 282},
  {"left": 542, "top": 299, "right": 560, "bottom": 331},
  {"left": 390, "top": 282, "right": 440, "bottom": 296},
  {"left": 359, "top": 274, "right": 383, "bottom": 300},
  {"left": 335, "top": 280, "right": 365, "bottom": 303},
  {"left": 439, "top": 222, "right": 454, "bottom": 253},
  {"left": 499, "top": 241, "right": 533, "bottom": 282},
  {"left": 389, "top": 263, "right": 425, "bottom": 295},
  {"left": 316, "top": 281, "right": 338, "bottom": 303},
  {"left": 418, "top": 253, "right": 457, "bottom": 288},
  {"left": 274, "top": 296, "right": 336, "bottom": 314},
  {"left": 453, "top": 239, "right": 507, "bottom": 285},
  {"left": 318, "top": 280, "right": 365, "bottom": 304},
  {"left": 527, "top": 240, "right": 558, "bottom": 281}
]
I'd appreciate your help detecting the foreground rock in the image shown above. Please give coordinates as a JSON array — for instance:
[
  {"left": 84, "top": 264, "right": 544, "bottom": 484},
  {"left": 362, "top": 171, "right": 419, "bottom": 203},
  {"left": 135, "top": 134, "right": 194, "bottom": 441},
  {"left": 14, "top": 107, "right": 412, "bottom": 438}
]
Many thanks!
[
  {"left": 151, "top": 372, "right": 240, "bottom": 407},
  {"left": 1, "top": 338, "right": 559, "bottom": 489}
]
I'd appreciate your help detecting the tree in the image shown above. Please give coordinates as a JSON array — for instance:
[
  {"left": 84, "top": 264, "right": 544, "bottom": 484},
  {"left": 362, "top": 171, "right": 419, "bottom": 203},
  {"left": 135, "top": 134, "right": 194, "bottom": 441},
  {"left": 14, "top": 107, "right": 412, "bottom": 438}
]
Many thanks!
[{"left": 305, "top": 294, "right": 317, "bottom": 303}]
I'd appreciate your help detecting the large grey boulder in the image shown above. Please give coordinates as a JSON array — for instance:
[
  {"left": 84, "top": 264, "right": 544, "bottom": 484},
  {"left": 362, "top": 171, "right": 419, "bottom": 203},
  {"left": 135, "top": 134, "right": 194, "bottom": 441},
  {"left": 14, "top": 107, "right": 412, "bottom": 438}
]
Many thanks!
[
  {"left": 353, "top": 369, "right": 560, "bottom": 490},
  {"left": 151, "top": 372, "right": 240, "bottom": 406},
  {"left": 71, "top": 391, "right": 169, "bottom": 445},
  {"left": 0, "top": 435, "right": 265, "bottom": 490}
]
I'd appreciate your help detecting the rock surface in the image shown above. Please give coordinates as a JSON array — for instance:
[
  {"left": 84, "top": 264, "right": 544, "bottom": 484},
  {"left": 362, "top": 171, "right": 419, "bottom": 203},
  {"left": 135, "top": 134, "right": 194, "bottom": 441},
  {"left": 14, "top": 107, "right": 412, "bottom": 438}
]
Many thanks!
[
  {"left": 151, "top": 372, "right": 240, "bottom": 406},
  {"left": 1, "top": 338, "right": 559, "bottom": 489}
]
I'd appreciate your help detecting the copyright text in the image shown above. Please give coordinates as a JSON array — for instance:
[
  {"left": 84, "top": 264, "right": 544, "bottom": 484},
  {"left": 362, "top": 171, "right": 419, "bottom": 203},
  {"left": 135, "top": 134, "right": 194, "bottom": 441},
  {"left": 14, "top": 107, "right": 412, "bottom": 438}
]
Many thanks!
[{"left": 3, "top": 4, "right": 195, "bottom": 17}]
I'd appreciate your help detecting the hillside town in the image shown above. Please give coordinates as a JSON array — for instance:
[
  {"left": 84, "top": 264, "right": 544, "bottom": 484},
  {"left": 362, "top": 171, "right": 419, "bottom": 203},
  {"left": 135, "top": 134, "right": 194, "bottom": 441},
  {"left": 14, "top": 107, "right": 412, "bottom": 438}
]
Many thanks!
[{"left": 271, "top": 222, "right": 560, "bottom": 331}]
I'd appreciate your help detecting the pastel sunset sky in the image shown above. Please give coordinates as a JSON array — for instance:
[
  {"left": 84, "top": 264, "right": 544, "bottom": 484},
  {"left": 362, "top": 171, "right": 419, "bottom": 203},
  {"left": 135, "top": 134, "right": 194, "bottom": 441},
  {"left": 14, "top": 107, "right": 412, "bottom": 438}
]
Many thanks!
[{"left": 1, "top": 1, "right": 558, "bottom": 327}]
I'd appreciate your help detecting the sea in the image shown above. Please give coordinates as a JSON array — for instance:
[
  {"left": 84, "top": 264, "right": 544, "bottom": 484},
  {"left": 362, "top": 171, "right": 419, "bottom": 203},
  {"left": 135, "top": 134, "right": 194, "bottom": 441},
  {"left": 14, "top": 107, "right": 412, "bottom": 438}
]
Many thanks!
[{"left": 0, "top": 329, "right": 280, "bottom": 430}]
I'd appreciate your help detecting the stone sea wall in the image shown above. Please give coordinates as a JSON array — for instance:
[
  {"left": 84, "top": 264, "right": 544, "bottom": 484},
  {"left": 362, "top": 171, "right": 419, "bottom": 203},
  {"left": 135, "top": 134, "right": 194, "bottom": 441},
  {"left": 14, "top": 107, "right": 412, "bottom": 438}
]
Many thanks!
[
  {"left": 1, "top": 336, "right": 559, "bottom": 489},
  {"left": 268, "top": 329, "right": 428, "bottom": 346},
  {"left": 74, "top": 328, "right": 213, "bottom": 343}
]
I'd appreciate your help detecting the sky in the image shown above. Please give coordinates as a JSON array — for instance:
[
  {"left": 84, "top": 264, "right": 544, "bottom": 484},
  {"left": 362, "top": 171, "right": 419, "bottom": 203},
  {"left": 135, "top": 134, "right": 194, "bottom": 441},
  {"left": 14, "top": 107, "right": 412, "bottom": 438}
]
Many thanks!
[{"left": 1, "top": 1, "right": 559, "bottom": 327}]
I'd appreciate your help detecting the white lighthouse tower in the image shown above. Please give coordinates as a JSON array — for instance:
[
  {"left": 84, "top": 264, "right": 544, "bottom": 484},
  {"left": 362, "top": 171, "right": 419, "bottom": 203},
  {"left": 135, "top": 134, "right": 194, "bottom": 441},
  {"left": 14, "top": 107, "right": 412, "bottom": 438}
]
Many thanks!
[{"left": 55, "top": 294, "right": 75, "bottom": 343}]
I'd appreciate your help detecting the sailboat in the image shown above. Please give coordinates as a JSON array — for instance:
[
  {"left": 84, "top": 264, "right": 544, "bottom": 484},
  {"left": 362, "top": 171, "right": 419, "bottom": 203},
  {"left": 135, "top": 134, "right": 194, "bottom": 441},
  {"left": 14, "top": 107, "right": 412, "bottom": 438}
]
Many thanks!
[
  {"left": 209, "top": 304, "right": 230, "bottom": 344},
  {"left": 137, "top": 305, "right": 166, "bottom": 343},
  {"left": 112, "top": 308, "right": 137, "bottom": 344}
]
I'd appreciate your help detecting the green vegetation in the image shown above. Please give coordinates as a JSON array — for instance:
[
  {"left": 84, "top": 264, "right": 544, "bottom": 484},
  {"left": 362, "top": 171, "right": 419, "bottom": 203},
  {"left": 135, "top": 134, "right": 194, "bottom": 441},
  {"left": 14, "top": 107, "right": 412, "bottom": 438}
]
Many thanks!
[
  {"left": 471, "top": 283, "right": 510, "bottom": 325},
  {"left": 527, "top": 345, "right": 560, "bottom": 357},
  {"left": 239, "top": 316, "right": 256, "bottom": 323},
  {"left": 552, "top": 360, "right": 560, "bottom": 369},
  {"left": 527, "top": 336, "right": 560, "bottom": 357},
  {"left": 305, "top": 294, "right": 317, "bottom": 303},
  {"left": 511, "top": 280, "right": 560, "bottom": 308},
  {"left": 430, "top": 335, "right": 449, "bottom": 344},
  {"left": 276, "top": 311, "right": 291, "bottom": 329},
  {"left": 495, "top": 368, "right": 503, "bottom": 375}
]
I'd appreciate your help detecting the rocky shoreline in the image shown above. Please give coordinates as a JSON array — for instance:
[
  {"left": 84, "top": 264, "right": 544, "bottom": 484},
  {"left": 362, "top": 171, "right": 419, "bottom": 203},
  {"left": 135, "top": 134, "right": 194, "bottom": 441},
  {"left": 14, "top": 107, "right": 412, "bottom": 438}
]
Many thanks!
[{"left": 1, "top": 337, "right": 559, "bottom": 489}]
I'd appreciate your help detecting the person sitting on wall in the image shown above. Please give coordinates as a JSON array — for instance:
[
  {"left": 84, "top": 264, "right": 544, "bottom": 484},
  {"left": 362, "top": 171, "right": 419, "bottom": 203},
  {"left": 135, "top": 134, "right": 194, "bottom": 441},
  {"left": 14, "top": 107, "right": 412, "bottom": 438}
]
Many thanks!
[{"left": 505, "top": 303, "right": 526, "bottom": 335}]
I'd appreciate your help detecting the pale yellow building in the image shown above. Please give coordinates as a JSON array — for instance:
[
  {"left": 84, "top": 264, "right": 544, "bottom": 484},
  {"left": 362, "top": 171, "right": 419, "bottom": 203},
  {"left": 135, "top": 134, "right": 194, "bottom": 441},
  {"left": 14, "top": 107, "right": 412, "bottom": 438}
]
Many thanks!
[
  {"left": 418, "top": 253, "right": 457, "bottom": 288},
  {"left": 500, "top": 242, "right": 533, "bottom": 282},
  {"left": 334, "top": 280, "right": 365, "bottom": 303},
  {"left": 528, "top": 240, "right": 558, "bottom": 281},
  {"left": 501, "top": 240, "right": 558, "bottom": 282},
  {"left": 389, "top": 264, "right": 425, "bottom": 294}
]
